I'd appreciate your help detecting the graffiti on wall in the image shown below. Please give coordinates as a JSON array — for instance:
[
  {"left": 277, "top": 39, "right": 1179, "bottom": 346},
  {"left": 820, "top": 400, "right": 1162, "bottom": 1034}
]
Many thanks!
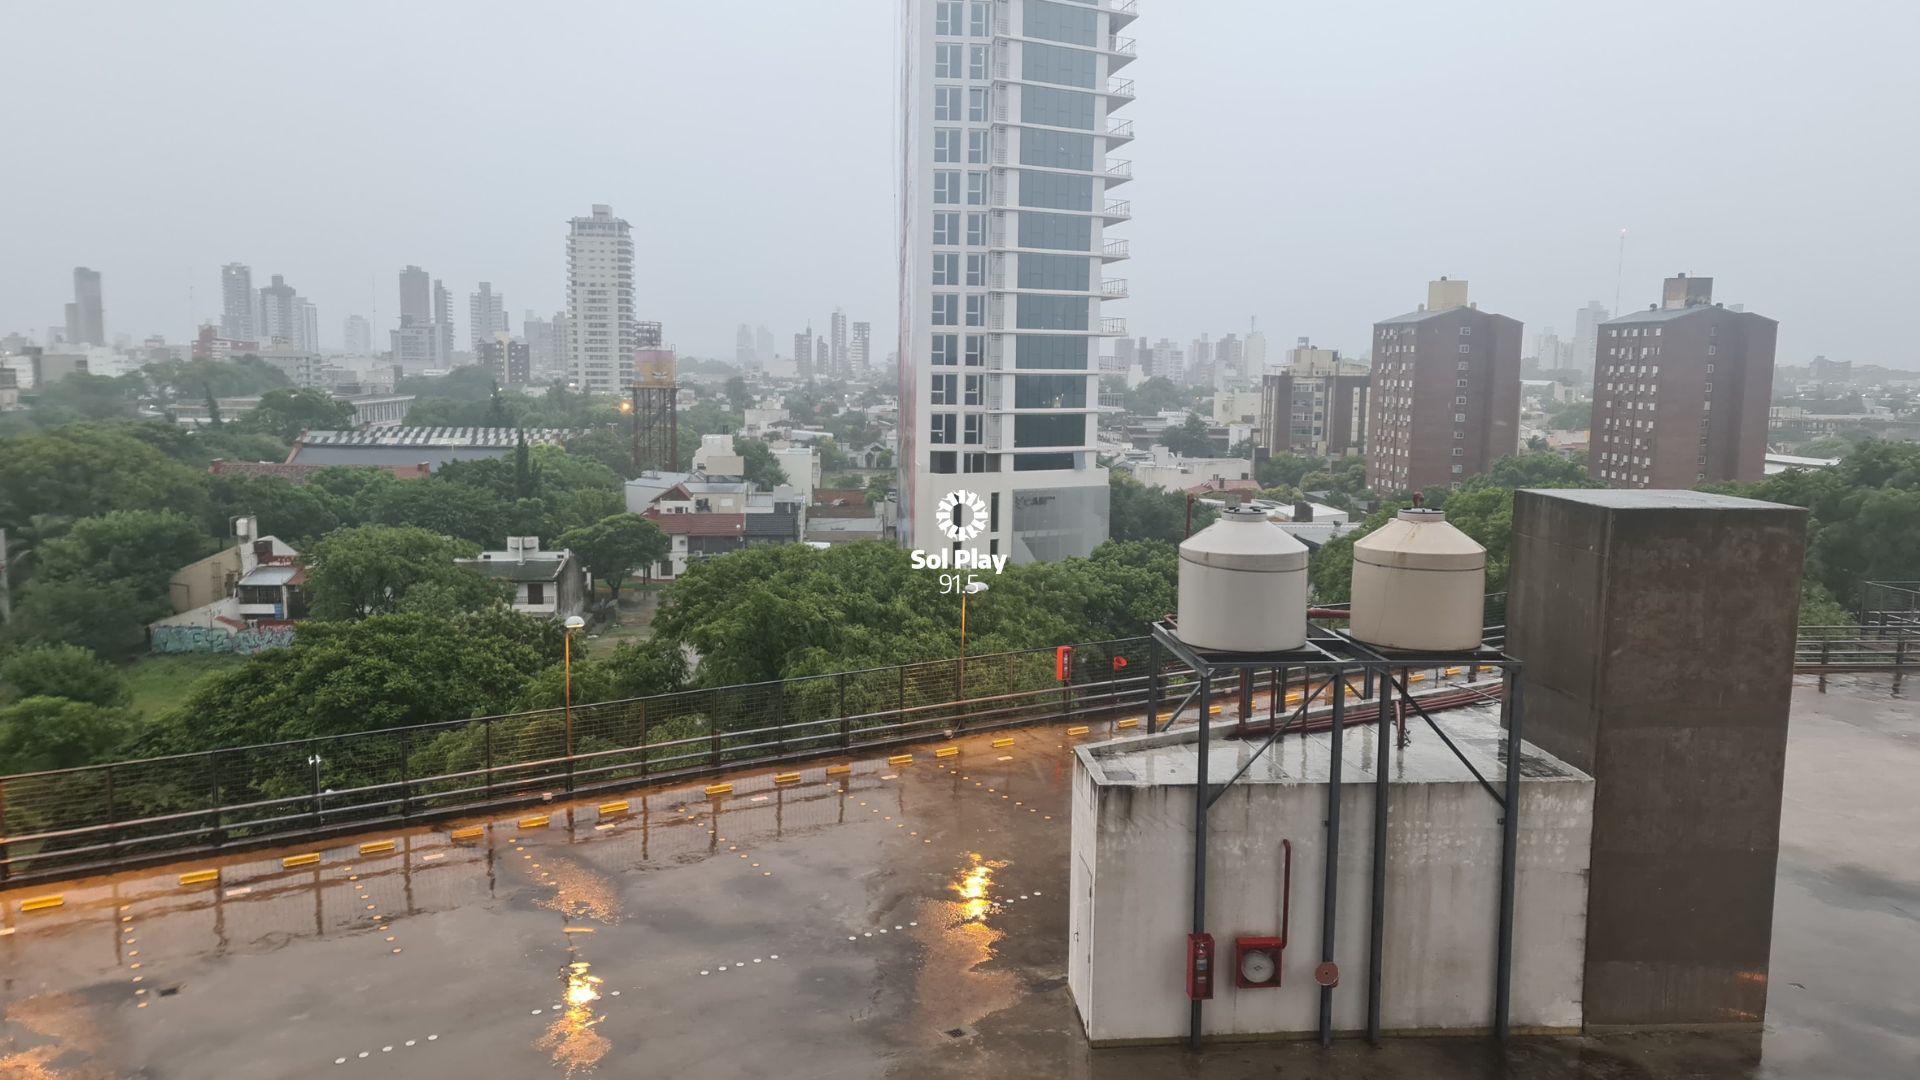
[{"left": 151, "top": 624, "right": 295, "bottom": 655}]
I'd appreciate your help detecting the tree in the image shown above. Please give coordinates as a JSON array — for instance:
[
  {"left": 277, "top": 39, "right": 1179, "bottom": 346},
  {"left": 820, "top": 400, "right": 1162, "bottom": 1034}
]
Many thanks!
[
  {"left": 0, "top": 697, "right": 134, "bottom": 774},
  {"left": 1, "top": 645, "right": 132, "bottom": 707},
  {"left": 5, "top": 580, "right": 151, "bottom": 658},
  {"left": 734, "top": 436, "right": 790, "bottom": 490},
  {"left": 209, "top": 475, "right": 343, "bottom": 546},
  {"left": 302, "top": 525, "right": 499, "bottom": 620},
  {"left": 32, "top": 510, "right": 211, "bottom": 606},
  {"left": 1545, "top": 400, "right": 1592, "bottom": 432},
  {"left": 144, "top": 356, "right": 292, "bottom": 400},
  {"left": 555, "top": 514, "right": 671, "bottom": 601},
  {"left": 1257, "top": 452, "right": 1322, "bottom": 490},
  {"left": 1124, "top": 376, "right": 1187, "bottom": 416},
  {"left": 241, "top": 388, "right": 357, "bottom": 441},
  {"left": 25, "top": 372, "right": 142, "bottom": 423},
  {"left": 0, "top": 424, "right": 212, "bottom": 533},
  {"left": 1158, "top": 413, "right": 1216, "bottom": 458},
  {"left": 724, "top": 374, "right": 751, "bottom": 415},
  {"left": 562, "top": 429, "right": 635, "bottom": 478},
  {"left": 370, "top": 480, "right": 512, "bottom": 547},
  {"left": 1108, "top": 471, "right": 1215, "bottom": 544}
]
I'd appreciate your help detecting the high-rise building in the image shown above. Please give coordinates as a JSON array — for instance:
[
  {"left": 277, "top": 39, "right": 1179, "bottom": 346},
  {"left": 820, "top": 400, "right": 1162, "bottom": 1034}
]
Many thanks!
[
  {"left": 1188, "top": 334, "right": 1214, "bottom": 389},
  {"left": 71, "top": 267, "right": 104, "bottom": 346},
  {"left": 1246, "top": 319, "right": 1269, "bottom": 375},
  {"left": 1366, "top": 278, "right": 1522, "bottom": 494},
  {"left": 398, "top": 265, "right": 432, "bottom": 323},
  {"left": 1148, "top": 339, "right": 1182, "bottom": 382},
  {"left": 815, "top": 336, "right": 830, "bottom": 376},
  {"left": 1570, "top": 300, "right": 1610, "bottom": 376},
  {"left": 566, "top": 204, "right": 636, "bottom": 394},
  {"left": 1533, "top": 327, "right": 1571, "bottom": 369},
  {"left": 794, "top": 326, "right": 814, "bottom": 380},
  {"left": 301, "top": 301, "right": 319, "bottom": 353},
  {"left": 221, "top": 263, "right": 255, "bottom": 340},
  {"left": 259, "top": 274, "right": 301, "bottom": 347},
  {"left": 1261, "top": 341, "right": 1369, "bottom": 459},
  {"left": 830, "top": 308, "right": 849, "bottom": 377},
  {"left": 896, "top": 0, "right": 1134, "bottom": 562},
  {"left": 525, "top": 311, "right": 560, "bottom": 376},
  {"left": 433, "top": 280, "right": 455, "bottom": 363},
  {"left": 343, "top": 315, "right": 372, "bottom": 356},
  {"left": 1215, "top": 333, "right": 1244, "bottom": 387},
  {"left": 1589, "top": 274, "right": 1774, "bottom": 489},
  {"left": 850, "top": 321, "right": 872, "bottom": 375},
  {"left": 736, "top": 323, "right": 757, "bottom": 369},
  {"left": 477, "top": 332, "right": 532, "bottom": 389},
  {"left": 469, "top": 283, "right": 507, "bottom": 351},
  {"left": 63, "top": 304, "right": 79, "bottom": 346},
  {"left": 756, "top": 325, "right": 776, "bottom": 367}
]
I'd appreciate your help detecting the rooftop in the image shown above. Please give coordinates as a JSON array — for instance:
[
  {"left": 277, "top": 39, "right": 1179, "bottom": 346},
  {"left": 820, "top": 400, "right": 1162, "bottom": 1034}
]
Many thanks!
[
  {"left": 294, "top": 427, "right": 571, "bottom": 448},
  {"left": 1602, "top": 304, "right": 1776, "bottom": 326},
  {"left": 456, "top": 551, "right": 571, "bottom": 582},
  {"left": 1519, "top": 488, "right": 1805, "bottom": 512},
  {"left": 644, "top": 511, "right": 746, "bottom": 537}
]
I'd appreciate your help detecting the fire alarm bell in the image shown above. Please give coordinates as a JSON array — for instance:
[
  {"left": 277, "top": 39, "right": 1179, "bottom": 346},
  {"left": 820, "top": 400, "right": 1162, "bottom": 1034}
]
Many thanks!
[
  {"left": 1185, "top": 933, "right": 1215, "bottom": 1001},
  {"left": 1234, "top": 937, "right": 1284, "bottom": 988}
]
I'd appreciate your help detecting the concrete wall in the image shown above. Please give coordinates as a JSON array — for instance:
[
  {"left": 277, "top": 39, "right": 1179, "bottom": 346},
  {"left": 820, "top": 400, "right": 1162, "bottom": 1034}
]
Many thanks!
[
  {"left": 1069, "top": 749, "right": 1592, "bottom": 1043},
  {"left": 1507, "top": 488, "right": 1806, "bottom": 1028}
]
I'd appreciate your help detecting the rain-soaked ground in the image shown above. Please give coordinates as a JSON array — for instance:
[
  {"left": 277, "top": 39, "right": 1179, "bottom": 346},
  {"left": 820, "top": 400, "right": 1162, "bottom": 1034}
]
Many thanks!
[{"left": 1, "top": 673, "right": 1915, "bottom": 1079}]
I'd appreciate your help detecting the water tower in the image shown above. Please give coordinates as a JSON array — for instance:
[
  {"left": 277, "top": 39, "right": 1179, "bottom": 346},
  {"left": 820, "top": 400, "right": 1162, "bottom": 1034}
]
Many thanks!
[{"left": 630, "top": 340, "right": 678, "bottom": 473}]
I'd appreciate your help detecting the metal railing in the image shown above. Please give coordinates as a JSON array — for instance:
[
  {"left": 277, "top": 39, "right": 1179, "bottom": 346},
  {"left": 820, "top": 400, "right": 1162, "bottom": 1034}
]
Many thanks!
[
  {"left": 1100, "top": 316, "right": 1128, "bottom": 336},
  {"left": 1108, "top": 78, "right": 1136, "bottom": 100},
  {"left": 1104, "top": 198, "right": 1132, "bottom": 219},
  {"left": 1103, "top": 238, "right": 1131, "bottom": 260},
  {"left": 1796, "top": 623, "right": 1920, "bottom": 672},
  {"left": 1110, "top": 36, "right": 1137, "bottom": 56},
  {"left": 1102, "top": 277, "right": 1130, "bottom": 299},
  {"left": 1107, "top": 119, "right": 1135, "bottom": 141}
]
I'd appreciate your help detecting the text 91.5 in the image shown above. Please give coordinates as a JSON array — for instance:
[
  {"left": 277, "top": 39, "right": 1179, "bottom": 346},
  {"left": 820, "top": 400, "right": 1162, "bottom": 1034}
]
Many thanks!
[{"left": 940, "top": 573, "right": 983, "bottom": 595}]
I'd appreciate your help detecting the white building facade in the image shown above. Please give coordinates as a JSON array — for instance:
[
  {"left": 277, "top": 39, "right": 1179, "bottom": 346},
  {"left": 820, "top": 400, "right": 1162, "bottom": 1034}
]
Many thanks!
[
  {"left": 566, "top": 204, "right": 636, "bottom": 395},
  {"left": 897, "top": 0, "right": 1136, "bottom": 563}
]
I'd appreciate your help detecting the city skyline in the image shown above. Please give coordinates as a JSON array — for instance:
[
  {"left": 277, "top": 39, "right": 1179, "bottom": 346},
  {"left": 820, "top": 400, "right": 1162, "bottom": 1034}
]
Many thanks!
[{"left": 1, "top": 1, "right": 1911, "bottom": 365}]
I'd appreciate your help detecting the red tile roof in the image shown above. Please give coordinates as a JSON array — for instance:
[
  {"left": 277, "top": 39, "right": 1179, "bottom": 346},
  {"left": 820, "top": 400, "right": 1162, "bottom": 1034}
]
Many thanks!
[
  {"left": 812, "top": 488, "right": 868, "bottom": 506},
  {"left": 1186, "top": 477, "right": 1259, "bottom": 496},
  {"left": 208, "top": 460, "right": 432, "bottom": 484},
  {"left": 643, "top": 511, "right": 747, "bottom": 537}
]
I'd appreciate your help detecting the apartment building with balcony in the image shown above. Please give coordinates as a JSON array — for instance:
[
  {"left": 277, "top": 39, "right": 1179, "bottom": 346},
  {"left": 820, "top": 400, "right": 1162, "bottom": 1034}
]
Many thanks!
[
  {"left": 566, "top": 204, "right": 636, "bottom": 395},
  {"left": 1589, "top": 274, "right": 1776, "bottom": 488},
  {"left": 897, "top": 0, "right": 1138, "bottom": 562},
  {"left": 1366, "top": 278, "right": 1522, "bottom": 494}
]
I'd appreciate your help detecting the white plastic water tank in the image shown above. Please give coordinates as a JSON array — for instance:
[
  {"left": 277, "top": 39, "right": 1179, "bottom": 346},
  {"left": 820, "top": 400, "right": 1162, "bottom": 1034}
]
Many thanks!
[
  {"left": 1347, "top": 508, "right": 1487, "bottom": 652},
  {"left": 1177, "top": 508, "right": 1310, "bottom": 652}
]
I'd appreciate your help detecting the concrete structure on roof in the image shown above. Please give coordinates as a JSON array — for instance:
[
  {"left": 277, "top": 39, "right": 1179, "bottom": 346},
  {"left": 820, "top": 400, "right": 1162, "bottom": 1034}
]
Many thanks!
[
  {"left": 1508, "top": 488, "right": 1806, "bottom": 1029},
  {"left": 1588, "top": 274, "right": 1776, "bottom": 489},
  {"left": 456, "top": 537, "right": 587, "bottom": 620},
  {"left": 691, "top": 433, "right": 745, "bottom": 477},
  {"left": 1127, "top": 445, "right": 1253, "bottom": 495},
  {"left": 288, "top": 427, "right": 568, "bottom": 471},
  {"left": 1367, "top": 279, "right": 1521, "bottom": 493},
  {"left": 1069, "top": 708, "right": 1593, "bottom": 1042}
]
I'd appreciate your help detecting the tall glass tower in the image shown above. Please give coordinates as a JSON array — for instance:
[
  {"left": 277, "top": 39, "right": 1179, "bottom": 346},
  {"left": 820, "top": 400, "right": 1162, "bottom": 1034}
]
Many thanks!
[{"left": 899, "top": 0, "right": 1137, "bottom": 562}]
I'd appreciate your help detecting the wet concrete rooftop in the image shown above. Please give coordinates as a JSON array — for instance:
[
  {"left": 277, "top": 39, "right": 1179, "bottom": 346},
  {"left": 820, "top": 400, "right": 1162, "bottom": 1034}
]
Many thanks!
[{"left": 1, "top": 674, "right": 1916, "bottom": 1079}]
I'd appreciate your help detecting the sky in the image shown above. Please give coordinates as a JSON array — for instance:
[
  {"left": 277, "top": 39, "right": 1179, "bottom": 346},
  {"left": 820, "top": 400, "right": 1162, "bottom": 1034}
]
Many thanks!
[{"left": 4, "top": 0, "right": 1917, "bottom": 367}]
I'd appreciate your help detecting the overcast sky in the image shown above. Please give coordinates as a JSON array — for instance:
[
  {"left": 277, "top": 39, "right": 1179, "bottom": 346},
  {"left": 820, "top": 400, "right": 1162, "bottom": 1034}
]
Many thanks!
[{"left": 4, "top": 0, "right": 1915, "bottom": 366}]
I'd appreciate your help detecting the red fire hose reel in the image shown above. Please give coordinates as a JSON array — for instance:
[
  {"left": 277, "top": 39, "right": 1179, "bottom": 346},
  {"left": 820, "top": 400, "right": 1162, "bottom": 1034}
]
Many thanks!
[{"left": 1234, "top": 838, "right": 1292, "bottom": 989}]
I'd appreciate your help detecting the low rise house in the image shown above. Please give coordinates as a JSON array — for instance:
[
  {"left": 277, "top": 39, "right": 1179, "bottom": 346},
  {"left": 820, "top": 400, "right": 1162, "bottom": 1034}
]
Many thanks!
[{"left": 455, "top": 537, "right": 588, "bottom": 620}]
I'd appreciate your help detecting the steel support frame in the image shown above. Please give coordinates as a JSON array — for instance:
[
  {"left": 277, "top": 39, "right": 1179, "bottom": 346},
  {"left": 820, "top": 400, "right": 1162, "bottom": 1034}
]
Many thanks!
[{"left": 1146, "top": 620, "right": 1523, "bottom": 1051}]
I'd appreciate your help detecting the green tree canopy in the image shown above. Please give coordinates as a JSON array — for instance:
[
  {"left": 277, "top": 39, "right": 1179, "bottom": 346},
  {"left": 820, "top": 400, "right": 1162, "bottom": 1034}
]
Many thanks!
[
  {"left": 143, "top": 356, "right": 293, "bottom": 400},
  {"left": 241, "top": 388, "right": 358, "bottom": 441},
  {"left": 1108, "top": 471, "right": 1216, "bottom": 543},
  {"left": 1, "top": 645, "right": 132, "bottom": 707},
  {"left": 555, "top": 514, "right": 671, "bottom": 601},
  {"left": 33, "top": 509, "right": 211, "bottom": 607},
  {"left": 0, "top": 424, "right": 212, "bottom": 533},
  {"left": 0, "top": 697, "right": 135, "bottom": 774},
  {"left": 1125, "top": 376, "right": 1188, "bottom": 416},
  {"left": 733, "top": 436, "right": 790, "bottom": 490},
  {"left": 1157, "top": 413, "right": 1216, "bottom": 458},
  {"left": 302, "top": 525, "right": 499, "bottom": 619}
]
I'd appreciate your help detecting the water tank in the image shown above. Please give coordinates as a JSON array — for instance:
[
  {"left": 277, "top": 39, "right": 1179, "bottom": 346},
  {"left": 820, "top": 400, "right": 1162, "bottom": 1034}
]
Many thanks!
[
  {"left": 1177, "top": 508, "right": 1310, "bottom": 652},
  {"left": 1347, "top": 509, "right": 1486, "bottom": 652}
]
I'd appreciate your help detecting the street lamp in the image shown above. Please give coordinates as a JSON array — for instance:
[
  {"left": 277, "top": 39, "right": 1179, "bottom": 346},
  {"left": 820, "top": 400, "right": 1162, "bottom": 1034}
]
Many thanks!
[
  {"left": 959, "top": 580, "right": 989, "bottom": 696},
  {"left": 563, "top": 615, "right": 586, "bottom": 790}
]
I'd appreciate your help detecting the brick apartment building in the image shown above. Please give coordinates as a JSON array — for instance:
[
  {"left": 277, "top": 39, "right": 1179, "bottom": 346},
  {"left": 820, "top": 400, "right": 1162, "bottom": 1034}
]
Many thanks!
[
  {"left": 1366, "top": 278, "right": 1522, "bottom": 493},
  {"left": 1589, "top": 274, "right": 1776, "bottom": 488}
]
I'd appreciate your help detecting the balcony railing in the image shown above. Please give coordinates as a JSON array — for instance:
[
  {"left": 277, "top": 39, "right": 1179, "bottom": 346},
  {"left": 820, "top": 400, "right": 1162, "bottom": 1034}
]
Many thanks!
[
  {"left": 1112, "top": 0, "right": 1139, "bottom": 16},
  {"left": 1107, "top": 118, "right": 1135, "bottom": 141},
  {"left": 1103, "top": 238, "right": 1131, "bottom": 260},
  {"left": 1102, "top": 278, "right": 1130, "bottom": 299},
  {"left": 1106, "top": 159, "right": 1133, "bottom": 180},
  {"left": 1103, "top": 199, "right": 1132, "bottom": 220},
  {"left": 1101, "top": 316, "right": 1128, "bottom": 336},
  {"left": 1107, "top": 79, "right": 1135, "bottom": 100},
  {"left": 1110, "top": 36, "right": 1137, "bottom": 56}
]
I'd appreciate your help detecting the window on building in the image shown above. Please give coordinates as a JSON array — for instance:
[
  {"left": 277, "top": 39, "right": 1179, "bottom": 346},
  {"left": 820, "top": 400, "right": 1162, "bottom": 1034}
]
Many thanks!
[
  {"left": 1019, "top": 129, "right": 1094, "bottom": 170},
  {"left": 1020, "top": 85, "right": 1096, "bottom": 129},
  {"left": 965, "top": 294, "right": 986, "bottom": 326},
  {"left": 933, "top": 212, "right": 960, "bottom": 245},
  {"left": 934, "top": 86, "right": 962, "bottom": 121},
  {"left": 966, "top": 253, "right": 985, "bottom": 286},
  {"left": 935, "top": 0, "right": 964, "bottom": 35},
  {"left": 930, "top": 451, "right": 957, "bottom": 474},
  {"left": 1458, "top": 344, "right": 1470, "bottom": 353},
  {"left": 968, "top": 129, "right": 988, "bottom": 163},
  {"left": 966, "top": 212, "right": 988, "bottom": 246},
  {"left": 969, "top": 43, "right": 989, "bottom": 79},
  {"left": 965, "top": 335, "right": 986, "bottom": 366},
  {"left": 933, "top": 170, "right": 961, "bottom": 204},
  {"left": 1018, "top": 169, "right": 1094, "bottom": 211},
  {"left": 969, "top": 87, "right": 990, "bottom": 122},
  {"left": 964, "top": 414, "right": 983, "bottom": 444},
  {"left": 967, "top": 171, "right": 988, "bottom": 205},
  {"left": 931, "top": 333, "right": 958, "bottom": 366},
  {"left": 932, "top": 294, "right": 958, "bottom": 326},
  {"left": 934, "top": 43, "right": 962, "bottom": 78},
  {"left": 1457, "top": 361, "right": 1469, "bottom": 370},
  {"left": 969, "top": 0, "right": 990, "bottom": 36},
  {"left": 930, "top": 373, "right": 957, "bottom": 405},
  {"left": 1456, "top": 379, "right": 1468, "bottom": 387},
  {"left": 1452, "top": 464, "right": 1463, "bottom": 474},
  {"left": 932, "top": 252, "right": 959, "bottom": 286},
  {"left": 1021, "top": 41, "right": 1098, "bottom": 88},
  {"left": 1023, "top": 0, "right": 1097, "bottom": 45},
  {"left": 930, "top": 413, "right": 957, "bottom": 445},
  {"left": 1454, "top": 412, "right": 1466, "bottom": 422},
  {"left": 1452, "top": 448, "right": 1464, "bottom": 456},
  {"left": 1455, "top": 395, "right": 1467, "bottom": 405},
  {"left": 965, "top": 374, "right": 983, "bottom": 405},
  {"left": 934, "top": 128, "right": 961, "bottom": 163}
]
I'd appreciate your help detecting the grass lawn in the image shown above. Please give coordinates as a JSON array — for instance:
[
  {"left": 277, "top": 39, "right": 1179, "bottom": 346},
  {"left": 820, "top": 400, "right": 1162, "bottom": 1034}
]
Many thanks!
[{"left": 122, "top": 653, "right": 249, "bottom": 718}]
